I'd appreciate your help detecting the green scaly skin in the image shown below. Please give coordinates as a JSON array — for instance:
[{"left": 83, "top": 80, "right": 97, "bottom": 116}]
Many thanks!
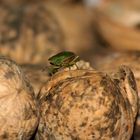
[{"left": 48, "top": 51, "right": 79, "bottom": 75}]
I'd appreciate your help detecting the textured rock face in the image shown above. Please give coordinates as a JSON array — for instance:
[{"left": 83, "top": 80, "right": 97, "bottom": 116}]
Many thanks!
[
  {"left": 95, "top": 52, "right": 140, "bottom": 139},
  {"left": 0, "top": 57, "right": 39, "bottom": 140},
  {"left": 20, "top": 60, "right": 93, "bottom": 98},
  {"left": 37, "top": 66, "right": 138, "bottom": 140}
]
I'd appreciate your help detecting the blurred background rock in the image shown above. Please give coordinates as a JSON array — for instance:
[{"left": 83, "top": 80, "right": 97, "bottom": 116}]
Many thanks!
[
  {"left": 0, "top": 0, "right": 140, "bottom": 139},
  {"left": 0, "top": 0, "right": 96, "bottom": 64}
]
